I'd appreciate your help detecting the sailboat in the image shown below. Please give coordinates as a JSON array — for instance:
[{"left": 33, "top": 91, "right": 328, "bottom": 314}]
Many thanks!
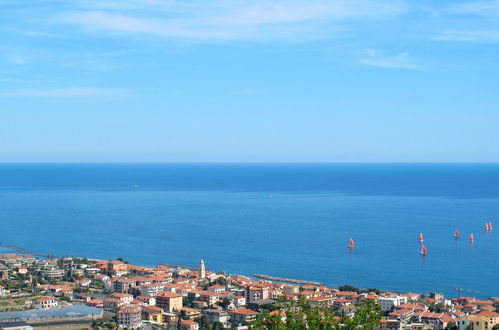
[
  {"left": 470, "top": 233, "right": 474, "bottom": 243},
  {"left": 490, "top": 222, "right": 493, "bottom": 230},
  {"left": 419, "top": 233, "right": 424, "bottom": 243},
  {"left": 486, "top": 223, "right": 490, "bottom": 231},
  {"left": 420, "top": 245, "right": 427, "bottom": 256},
  {"left": 454, "top": 229, "right": 460, "bottom": 238},
  {"left": 348, "top": 238, "right": 355, "bottom": 249}
]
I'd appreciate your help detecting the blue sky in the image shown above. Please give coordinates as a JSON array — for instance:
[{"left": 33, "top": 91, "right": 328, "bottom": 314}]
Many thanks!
[{"left": 1, "top": 0, "right": 498, "bottom": 162}]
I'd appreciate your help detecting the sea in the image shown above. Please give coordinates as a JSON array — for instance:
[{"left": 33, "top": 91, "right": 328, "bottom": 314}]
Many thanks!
[{"left": 0, "top": 163, "right": 498, "bottom": 298}]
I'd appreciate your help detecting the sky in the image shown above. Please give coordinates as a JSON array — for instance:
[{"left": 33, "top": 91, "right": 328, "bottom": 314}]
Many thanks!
[{"left": 1, "top": 0, "right": 498, "bottom": 162}]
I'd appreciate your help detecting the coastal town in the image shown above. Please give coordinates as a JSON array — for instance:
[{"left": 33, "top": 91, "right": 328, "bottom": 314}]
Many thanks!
[{"left": 0, "top": 252, "right": 498, "bottom": 330}]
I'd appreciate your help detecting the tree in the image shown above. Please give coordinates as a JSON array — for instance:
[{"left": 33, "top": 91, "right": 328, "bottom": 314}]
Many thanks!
[{"left": 251, "top": 298, "right": 382, "bottom": 330}]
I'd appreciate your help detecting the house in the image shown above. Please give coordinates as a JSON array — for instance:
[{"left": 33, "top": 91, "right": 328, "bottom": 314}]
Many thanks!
[
  {"left": 76, "top": 278, "right": 91, "bottom": 287},
  {"left": 103, "top": 298, "right": 125, "bottom": 311},
  {"left": 86, "top": 299, "right": 103, "bottom": 308},
  {"left": 136, "top": 296, "right": 156, "bottom": 306},
  {"left": 180, "top": 307, "right": 200, "bottom": 319},
  {"left": 116, "top": 304, "right": 142, "bottom": 328},
  {"left": 180, "top": 319, "right": 199, "bottom": 330},
  {"left": 203, "top": 309, "right": 229, "bottom": 325},
  {"left": 458, "top": 311, "right": 499, "bottom": 330},
  {"left": 156, "top": 291, "right": 183, "bottom": 312},
  {"left": 34, "top": 297, "right": 58, "bottom": 309},
  {"left": 17, "top": 267, "right": 28, "bottom": 275},
  {"left": 0, "top": 285, "right": 8, "bottom": 296},
  {"left": 199, "top": 291, "right": 220, "bottom": 306},
  {"left": 207, "top": 284, "right": 226, "bottom": 294},
  {"left": 111, "top": 293, "right": 134, "bottom": 304},
  {"left": 230, "top": 308, "right": 259, "bottom": 325},
  {"left": 141, "top": 305, "right": 163, "bottom": 324},
  {"left": 308, "top": 296, "right": 335, "bottom": 308}
]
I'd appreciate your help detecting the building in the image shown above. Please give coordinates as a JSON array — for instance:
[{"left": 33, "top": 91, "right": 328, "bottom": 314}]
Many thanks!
[
  {"left": 34, "top": 297, "right": 58, "bottom": 309},
  {"left": 116, "top": 304, "right": 142, "bottom": 328},
  {"left": 141, "top": 305, "right": 163, "bottom": 324},
  {"left": 86, "top": 299, "right": 104, "bottom": 308},
  {"left": 156, "top": 291, "right": 183, "bottom": 312},
  {"left": 0, "top": 285, "right": 8, "bottom": 296},
  {"left": 230, "top": 308, "right": 259, "bottom": 325},
  {"left": 199, "top": 259, "right": 206, "bottom": 280},
  {"left": 110, "top": 293, "right": 134, "bottom": 304},
  {"left": 458, "top": 311, "right": 499, "bottom": 330},
  {"left": 0, "top": 264, "right": 9, "bottom": 280},
  {"left": 379, "top": 296, "right": 409, "bottom": 312},
  {"left": 244, "top": 286, "right": 269, "bottom": 303},
  {"left": 203, "top": 309, "right": 229, "bottom": 325},
  {"left": 112, "top": 278, "right": 135, "bottom": 293},
  {"left": 41, "top": 268, "right": 64, "bottom": 280},
  {"left": 207, "top": 284, "right": 226, "bottom": 294},
  {"left": 140, "top": 283, "right": 166, "bottom": 297},
  {"left": 103, "top": 298, "right": 125, "bottom": 311},
  {"left": 180, "top": 319, "right": 199, "bottom": 330}
]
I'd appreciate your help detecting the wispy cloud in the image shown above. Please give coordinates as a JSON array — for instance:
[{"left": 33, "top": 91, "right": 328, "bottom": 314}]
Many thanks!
[
  {"left": 434, "top": 30, "right": 499, "bottom": 43},
  {"left": 52, "top": 0, "right": 411, "bottom": 41},
  {"left": 447, "top": 0, "right": 499, "bottom": 16},
  {"left": 0, "top": 87, "right": 124, "bottom": 98},
  {"left": 358, "top": 49, "right": 423, "bottom": 70}
]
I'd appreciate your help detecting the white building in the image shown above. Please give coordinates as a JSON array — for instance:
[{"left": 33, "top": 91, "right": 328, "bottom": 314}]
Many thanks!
[
  {"left": 379, "top": 296, "right": 408, "bottom": 312},
  {"left": 0, "top": 285, "right": 8, "bottom": 296},
  {"left": 116, "top": 304, "right": 142, "bottom": 328},
  {"left": 34, "top": 297, "right": 58, "bottom": 309},
  {"left": 140, "top": 283, "right": 166, "bottom": 297}
]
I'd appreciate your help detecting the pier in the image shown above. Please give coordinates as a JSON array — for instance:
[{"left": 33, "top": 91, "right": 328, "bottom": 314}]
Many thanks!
[
  {"left": 0, "top": 243, "right": 55, "bottom": 259},
  {"left": 162, "top": 263, "right": 198, "bottom": 271},
  {"left": 252, "top": 274, "right": 323, "bottom": 286}
]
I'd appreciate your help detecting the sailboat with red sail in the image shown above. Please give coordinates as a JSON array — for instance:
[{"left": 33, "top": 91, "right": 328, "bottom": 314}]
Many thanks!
[
  {"left": 419, "top": 233, "right": 424, "bottom": 243},
  {"left": 470, "top": 233, "right": 474, "bottom": 243},
  {"left": 348, "top": 238, "right": 355, "bottom": 249},
  {"left": 454, "top": 229, "right": 459, "bottom": 238},
  {"left": 420, "top": 245, "right": 427, "bottom": 256}
]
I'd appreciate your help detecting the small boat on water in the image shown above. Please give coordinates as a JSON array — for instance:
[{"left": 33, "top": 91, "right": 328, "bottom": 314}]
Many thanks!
[
  {"left": 421, "top": 245, "right": 427, "bottom": 256},
  {"left": 419, "top": 233, "right": 424, "bottom": 243},
  {"left": 486, "top": 223, "right": 490, "bottom": 231},
  {"left": 470, "top": 233, "right": 474, "bottom": 243},
  {"left": 348, "top": 238, "right": 355, "bottom": 248},
  {"left": 454, "top": 229, "right": 460, "bottom": 238},
  {"left": 490, "top": 222, "right": 493, "bottom": 230}
]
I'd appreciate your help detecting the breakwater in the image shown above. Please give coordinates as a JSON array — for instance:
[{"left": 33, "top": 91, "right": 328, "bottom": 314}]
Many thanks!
[{"left": 252, "top": 274, "right": 323, "bottom": 286}]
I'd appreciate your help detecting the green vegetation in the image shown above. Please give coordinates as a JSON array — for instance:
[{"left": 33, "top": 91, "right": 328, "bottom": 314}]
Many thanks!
[
  {"left": 251, "top": 299, "right": 382, "bottom": 330},
  {"left": 337, "top": 285, "right": 381, "bottom": 295}
]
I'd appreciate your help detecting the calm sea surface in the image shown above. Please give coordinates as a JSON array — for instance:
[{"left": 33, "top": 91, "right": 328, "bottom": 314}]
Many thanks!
[{"left": 0, "top": 163, "right": 498, "bottom": 298}]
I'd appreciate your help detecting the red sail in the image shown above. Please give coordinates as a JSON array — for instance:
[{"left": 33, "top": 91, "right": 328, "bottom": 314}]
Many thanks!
[
  {"left": 470, "top": 233, "right": 474, "bottom": 242},
  {"left": 455, "top": 229, "right": 459, "bottom": 238},
  {"left": 419, "top": 233, "right": 424, "bottom": 242},
  {"left": 421, "top": 245, "right": 427, "bottom": 255},
  {"left": 349, "top": 239, "right": 355, "bottom": 248}
]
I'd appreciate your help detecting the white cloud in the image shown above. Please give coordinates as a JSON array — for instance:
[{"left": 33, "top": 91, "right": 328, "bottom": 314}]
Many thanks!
[
  {"left": 434, "top": 30, "right": 499, "bottom": 43},
  {"left": 52, "top": 0, "right": 410, "bottom": 41},
  {"left": 358, "top": 49, "right": 423, "bottom": 70},
  {"left": 0, "top": 87, "right": 124, "bottom": 97},
  {"left": 447, "top": 0, "right": 499, "bottom": 16}
]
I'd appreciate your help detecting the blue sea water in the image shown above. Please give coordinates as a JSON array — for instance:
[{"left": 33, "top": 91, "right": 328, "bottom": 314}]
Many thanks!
[{"left": 0, "top": 163, "right": 498, "bottom": 298}]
